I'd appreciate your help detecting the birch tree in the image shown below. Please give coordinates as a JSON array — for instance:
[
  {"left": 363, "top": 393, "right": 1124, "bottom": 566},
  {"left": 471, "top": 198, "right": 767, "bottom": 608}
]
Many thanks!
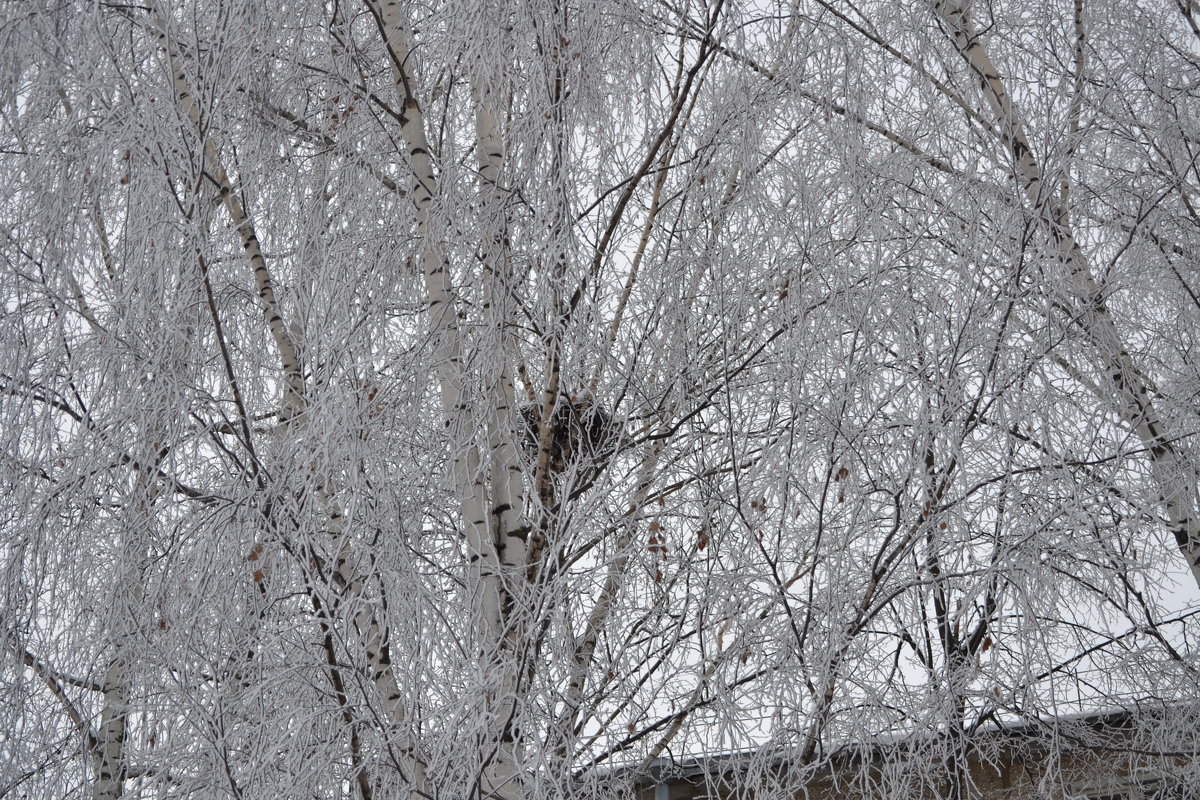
[{"left": 2, "top": 0, "right": 1198, "bottom": 798}]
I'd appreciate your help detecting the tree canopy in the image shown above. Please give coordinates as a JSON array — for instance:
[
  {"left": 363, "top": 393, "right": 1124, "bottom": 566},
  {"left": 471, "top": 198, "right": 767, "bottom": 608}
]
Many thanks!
[{"left": 2, "top": 0, "right": 1199, "bottom": 797}]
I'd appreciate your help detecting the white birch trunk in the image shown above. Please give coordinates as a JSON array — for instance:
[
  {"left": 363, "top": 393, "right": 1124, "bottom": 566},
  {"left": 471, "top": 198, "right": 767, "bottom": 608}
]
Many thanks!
[
  {"left": 553, "top": 443, "right": 663, "bottom": 756},
  {"left": 934, "top": 0, "right": 1200, "bottom": 589},
  {"left": 473, "top": 77, "right": 530, "bottom": 800},
  {"left": 92, "top": 443, "right": 159, "bottom": 800},
  {"left": 368, "top": 0, "right": 504, "bottom": 640},
  {"left": 91, "top": 596, "right": 132, "bottom": 800},
  {"left": 369, "top": 5, "right": 531, "bottom": 797},
  {"left": 323, "top": 488, "right": 427, "bottom": 794},
  {"left": 151, "top": 15, "right": 304, "bottom": 423},
  {"left": 154, "top": 9, "right": 428, "bottom": 792}
]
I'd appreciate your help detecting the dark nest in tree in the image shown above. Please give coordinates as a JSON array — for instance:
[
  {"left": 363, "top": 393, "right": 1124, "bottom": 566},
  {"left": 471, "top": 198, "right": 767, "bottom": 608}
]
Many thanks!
[{"left": 520, "top": 395, "right": 621, "bottom": 478}]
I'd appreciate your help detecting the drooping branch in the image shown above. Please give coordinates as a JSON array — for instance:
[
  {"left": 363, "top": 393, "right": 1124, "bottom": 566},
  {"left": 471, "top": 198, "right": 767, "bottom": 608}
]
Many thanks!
[{"left": 5, "top": 636, "right": 100, "bottom": 752}]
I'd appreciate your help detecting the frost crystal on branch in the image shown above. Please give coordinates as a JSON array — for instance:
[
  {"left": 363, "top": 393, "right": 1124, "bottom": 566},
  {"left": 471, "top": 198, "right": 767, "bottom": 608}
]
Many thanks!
[{"left": 2, "top": 0, "right": 1199, "bottom": 798}]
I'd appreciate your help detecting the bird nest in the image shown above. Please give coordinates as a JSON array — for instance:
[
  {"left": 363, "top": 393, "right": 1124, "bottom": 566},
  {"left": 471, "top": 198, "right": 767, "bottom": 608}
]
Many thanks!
[{"left": 520, "top": 395, "right": 620, "bottom": 477}]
